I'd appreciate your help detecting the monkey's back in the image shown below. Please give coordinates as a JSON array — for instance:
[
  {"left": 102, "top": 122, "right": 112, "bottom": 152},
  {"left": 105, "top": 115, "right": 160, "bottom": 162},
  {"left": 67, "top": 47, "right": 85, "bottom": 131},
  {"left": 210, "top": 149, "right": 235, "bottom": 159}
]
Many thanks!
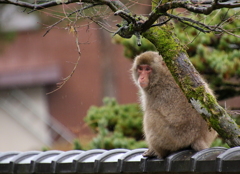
[
  {"left": 142, "top": 82, "right": 211, "bottom": 151},
  {"left": 141, "top": 57, "right": 216, "bottom": 154},
  {"left": 133, "top": 51, "right": 217, "bottom": 157}
]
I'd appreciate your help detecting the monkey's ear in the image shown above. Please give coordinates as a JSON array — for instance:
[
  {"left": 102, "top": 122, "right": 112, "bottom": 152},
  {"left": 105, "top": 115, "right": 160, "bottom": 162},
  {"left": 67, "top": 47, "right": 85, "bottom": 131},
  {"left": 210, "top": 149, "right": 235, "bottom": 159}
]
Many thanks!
[{"left": 161, "top": 61, "right": 166, "bottom": 66}]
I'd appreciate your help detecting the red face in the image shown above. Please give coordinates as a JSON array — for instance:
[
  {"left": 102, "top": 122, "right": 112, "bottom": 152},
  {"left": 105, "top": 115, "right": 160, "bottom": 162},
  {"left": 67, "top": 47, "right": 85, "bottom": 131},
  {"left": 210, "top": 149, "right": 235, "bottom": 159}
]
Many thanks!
[{"left": 137, "top": 65, "right": 152, "bottom": 88}]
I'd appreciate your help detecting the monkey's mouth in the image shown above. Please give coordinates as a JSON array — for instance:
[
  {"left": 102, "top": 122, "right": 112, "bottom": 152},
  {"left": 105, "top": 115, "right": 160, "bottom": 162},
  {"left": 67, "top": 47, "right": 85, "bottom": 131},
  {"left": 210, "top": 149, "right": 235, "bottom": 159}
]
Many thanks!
[{"left": 139, "top": 82, "right": 148, "bottom": 88}]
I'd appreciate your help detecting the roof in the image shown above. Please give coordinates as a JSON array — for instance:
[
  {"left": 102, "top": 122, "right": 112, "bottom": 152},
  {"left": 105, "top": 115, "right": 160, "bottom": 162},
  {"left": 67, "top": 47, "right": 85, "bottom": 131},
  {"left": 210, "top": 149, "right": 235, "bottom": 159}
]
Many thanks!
[
  {"left": 0, "top": 63, "right": 61, "bottom": 89},
  {"left": 1, "top": 147, "right": 240, "bottom": 173}
]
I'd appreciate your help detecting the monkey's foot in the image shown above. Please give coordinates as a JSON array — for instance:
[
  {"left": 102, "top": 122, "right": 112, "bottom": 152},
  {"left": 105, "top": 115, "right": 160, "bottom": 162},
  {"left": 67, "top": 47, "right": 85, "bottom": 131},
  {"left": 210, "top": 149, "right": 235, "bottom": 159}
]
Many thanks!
[{"left": 142, "top": 149, "right": 157, "bottom": 158}]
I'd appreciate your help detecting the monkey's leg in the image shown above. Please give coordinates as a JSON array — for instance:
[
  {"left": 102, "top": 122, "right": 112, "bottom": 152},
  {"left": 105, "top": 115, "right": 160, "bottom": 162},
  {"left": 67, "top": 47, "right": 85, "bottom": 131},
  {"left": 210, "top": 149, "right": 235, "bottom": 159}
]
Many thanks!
[
  {"left": 191, "top": 139, "right": 208, "bottom": 151},
  {"left": 154, "top": 148, "right": 170, "bottom": 159},
  {"left": 143, "top": 148, "right": 170, "bottom": 159},
  {"left": 142, "top": 149, "right": 156, "bottom": 157}
]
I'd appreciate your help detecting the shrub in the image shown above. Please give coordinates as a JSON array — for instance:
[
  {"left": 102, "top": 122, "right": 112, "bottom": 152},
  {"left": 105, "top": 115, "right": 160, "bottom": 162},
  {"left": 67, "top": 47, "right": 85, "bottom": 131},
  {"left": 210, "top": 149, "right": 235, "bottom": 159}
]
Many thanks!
[{"left": 84, "top": 97, "right": 147, "bottom": 149}]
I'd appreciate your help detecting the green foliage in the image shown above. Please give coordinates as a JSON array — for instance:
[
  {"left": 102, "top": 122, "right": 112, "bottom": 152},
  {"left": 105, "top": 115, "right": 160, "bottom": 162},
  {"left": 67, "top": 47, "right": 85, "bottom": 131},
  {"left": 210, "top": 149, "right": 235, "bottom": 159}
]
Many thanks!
[
  {"left": 84, "top": 97, "right": 147, "bottom": 149},
  {"left": 114, "top": 9, "right": 240, "bottom": 100},
  {"left": 211, "top": 137, "right": 229, "bottom": 148},
  {"left": 73, "top": 139, "right": 83, "bottom": 150},
  {"left": 174, "top": 9, "right": 240, "bottom": 99},
  {"left": 176, "top": 9, "right": 240, "bottom": 77},
  {"left": 42, "top": 146, "right": 50, "bottom": 151}
]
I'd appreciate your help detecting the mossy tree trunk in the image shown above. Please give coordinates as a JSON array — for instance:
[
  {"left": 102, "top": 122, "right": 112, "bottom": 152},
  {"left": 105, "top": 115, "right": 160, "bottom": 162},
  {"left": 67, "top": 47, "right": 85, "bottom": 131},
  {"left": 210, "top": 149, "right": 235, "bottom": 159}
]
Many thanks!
[{"left": 143, "top": 26, "right": 240, "bottom": 147}]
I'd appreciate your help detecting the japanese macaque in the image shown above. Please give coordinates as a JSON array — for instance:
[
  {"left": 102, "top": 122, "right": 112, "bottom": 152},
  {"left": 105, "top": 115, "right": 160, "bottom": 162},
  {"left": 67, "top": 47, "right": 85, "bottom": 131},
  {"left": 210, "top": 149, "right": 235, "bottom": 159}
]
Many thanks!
[{"left": 131, "top": 51, "right": 217, "bottom": 158}]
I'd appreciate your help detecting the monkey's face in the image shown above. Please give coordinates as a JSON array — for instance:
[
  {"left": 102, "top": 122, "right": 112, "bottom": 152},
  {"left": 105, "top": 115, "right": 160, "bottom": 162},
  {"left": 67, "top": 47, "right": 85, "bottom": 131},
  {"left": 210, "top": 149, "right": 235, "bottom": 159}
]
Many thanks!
[
  {"left": 137, "top": 64, "right": 152, "bottom": 89},
  {"left": 132, "top": 51, "right": 163, "bottom": 90}
]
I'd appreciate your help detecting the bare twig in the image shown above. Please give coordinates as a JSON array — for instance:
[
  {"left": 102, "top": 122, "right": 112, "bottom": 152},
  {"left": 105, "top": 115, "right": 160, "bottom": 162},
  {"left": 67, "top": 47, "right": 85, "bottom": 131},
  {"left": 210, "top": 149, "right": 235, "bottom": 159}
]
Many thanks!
[
  {"left": 166, "top": 13, "right": 211, "bottom": 33},
  {"left": 43, "top": 3, "right": 100, "bottom": 37},
  {"left": 229, "top": 110, "right": 240, "bottom": 116},
  {"left": 46, "top": 25, "right": 81, "bottom": 95},
  {"left": 165, "top": 12, "right": 239, "bottom": 35},
  {"left": 0, "top": 0, "right": 129, "bottom": 12},
  {"left": 82, "top": 15, "right": 115, "bottom": 33},
  {"left": 141, "top": 0, "right": 240, "bottom": 32},
  {"left": 114, "top": 10, "right": 136, "bottom": 24},
  {"left": 151, "top": 17, "right": 172, "bottom": 27},
  {"left": 221, "top": 27, "right": 240, "bottom": 38},
  {"left": 0, "top": 0, "right": 77, "bottom": 10}
]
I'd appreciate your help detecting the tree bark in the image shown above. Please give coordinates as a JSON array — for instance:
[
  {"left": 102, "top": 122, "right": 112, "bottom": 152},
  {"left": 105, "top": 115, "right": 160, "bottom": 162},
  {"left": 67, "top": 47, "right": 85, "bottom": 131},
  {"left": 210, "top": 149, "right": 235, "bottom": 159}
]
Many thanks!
[{"left": 142, "top": 26, "right": 240, "bottom": 147}]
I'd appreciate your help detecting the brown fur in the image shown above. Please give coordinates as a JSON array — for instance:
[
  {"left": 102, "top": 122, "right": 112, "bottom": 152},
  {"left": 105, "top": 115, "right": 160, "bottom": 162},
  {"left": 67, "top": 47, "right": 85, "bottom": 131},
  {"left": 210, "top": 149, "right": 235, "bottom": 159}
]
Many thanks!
[{"left": 131, "top": 51, "right": 217, "bottom": 158}]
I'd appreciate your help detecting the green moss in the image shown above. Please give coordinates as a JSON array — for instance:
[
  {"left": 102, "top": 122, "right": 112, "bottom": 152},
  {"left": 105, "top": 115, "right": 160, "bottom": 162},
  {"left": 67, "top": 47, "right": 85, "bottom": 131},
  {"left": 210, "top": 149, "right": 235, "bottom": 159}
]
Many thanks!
[
  {"left": 209, "top": 116, "right": 231, "bottom": 139},
  {"left": 142, "top": 26, "right": 187, "bottom": 83},
  {"left": 209, "top": 115, "right": 220, "bottom": 129},
  {"left": 205, "top": 93, "right": 220, "bottom": 116},
  {"left": 143, "top": 26, "right": 181, "bottom": 59},
  {"left": 206, "top": 93, "right": 217, "bottom": 104},
  {"left": 184, "top": 85, "right": 205, "bottom": 103}
]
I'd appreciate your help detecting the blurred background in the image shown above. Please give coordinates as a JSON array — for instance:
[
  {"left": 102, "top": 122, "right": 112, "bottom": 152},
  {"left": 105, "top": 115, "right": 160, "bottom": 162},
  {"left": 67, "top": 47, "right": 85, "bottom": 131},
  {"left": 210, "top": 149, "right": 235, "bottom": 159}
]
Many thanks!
[{"left": 0, "top": 2, "right": 239, "bottom": 151}]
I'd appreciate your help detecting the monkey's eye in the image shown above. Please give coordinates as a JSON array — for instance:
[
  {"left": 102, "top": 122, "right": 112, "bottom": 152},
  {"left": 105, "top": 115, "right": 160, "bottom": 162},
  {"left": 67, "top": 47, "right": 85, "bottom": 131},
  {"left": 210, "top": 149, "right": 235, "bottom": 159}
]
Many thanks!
[
  {"left": 138, "top": 66, "right": 143, "bottom": 71},
  {"left": 146, "top": 66, "right": 151, "bottom": 71}
]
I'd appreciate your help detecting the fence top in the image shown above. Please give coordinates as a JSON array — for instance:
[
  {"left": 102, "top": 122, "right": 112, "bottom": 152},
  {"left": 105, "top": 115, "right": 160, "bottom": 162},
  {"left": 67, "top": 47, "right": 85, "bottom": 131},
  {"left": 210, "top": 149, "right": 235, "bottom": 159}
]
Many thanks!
[{"left": 1, "top": 147, "right": 240, "bottom": 174}]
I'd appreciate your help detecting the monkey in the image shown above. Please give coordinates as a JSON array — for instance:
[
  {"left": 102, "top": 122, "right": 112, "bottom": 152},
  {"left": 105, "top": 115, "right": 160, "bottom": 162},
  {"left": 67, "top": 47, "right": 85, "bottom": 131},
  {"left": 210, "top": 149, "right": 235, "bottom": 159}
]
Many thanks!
[{"left": 131, "top": 51, "right": 217, "bottom": 158}]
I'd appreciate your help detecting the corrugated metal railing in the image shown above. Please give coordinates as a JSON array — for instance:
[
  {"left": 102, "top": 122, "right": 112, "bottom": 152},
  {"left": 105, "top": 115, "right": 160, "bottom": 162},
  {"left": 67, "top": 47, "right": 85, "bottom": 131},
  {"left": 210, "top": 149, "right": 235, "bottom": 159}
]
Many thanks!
[{"left": 1, "top": 147, "right": 240, "bottom": 174}]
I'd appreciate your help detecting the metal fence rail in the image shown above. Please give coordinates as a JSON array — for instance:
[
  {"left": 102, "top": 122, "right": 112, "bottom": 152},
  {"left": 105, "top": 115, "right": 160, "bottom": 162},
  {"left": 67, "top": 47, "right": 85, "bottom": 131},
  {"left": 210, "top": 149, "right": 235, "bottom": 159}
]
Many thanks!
[{"left": 0, "top": 147, "right": 240, "bottom": 174}]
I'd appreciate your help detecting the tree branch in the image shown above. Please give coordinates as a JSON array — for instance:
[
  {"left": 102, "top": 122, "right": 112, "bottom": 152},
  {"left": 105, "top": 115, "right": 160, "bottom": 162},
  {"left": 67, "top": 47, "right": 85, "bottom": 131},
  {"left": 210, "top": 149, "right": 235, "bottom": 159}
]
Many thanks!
[
  {"left": 151, "top": 17, "right": 172, "bottom": 27},
  {"left": 0, "top": 0, "right": 76, "bottom": 10},
  {"left": 0, "top": 0, "right": 129, "bottom": 12},
  {"left": 165, "top": 13, "right": 225, "bottom": 33},
  {"left": 159, "top": 0, "right": 240, "bottom": 14},
  {"left": 141, "top": 0, "right": 240, "bottom": 32},
  {"left": 43, "top": 3, "right": 100, "bottom": 36},
  {"left": 47, "top": 26, "right": 81, "bottom": 95},
  {"left": 164, "top": 12, "right": 240, "bottom": 38}
]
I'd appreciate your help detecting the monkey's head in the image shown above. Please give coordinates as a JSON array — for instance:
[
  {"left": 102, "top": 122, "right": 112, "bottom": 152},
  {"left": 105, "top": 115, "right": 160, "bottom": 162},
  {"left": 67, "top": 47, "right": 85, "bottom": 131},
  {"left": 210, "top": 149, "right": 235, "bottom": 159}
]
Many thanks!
[{"left": 131, "top": 51, "right": 167, "bottom": 90}]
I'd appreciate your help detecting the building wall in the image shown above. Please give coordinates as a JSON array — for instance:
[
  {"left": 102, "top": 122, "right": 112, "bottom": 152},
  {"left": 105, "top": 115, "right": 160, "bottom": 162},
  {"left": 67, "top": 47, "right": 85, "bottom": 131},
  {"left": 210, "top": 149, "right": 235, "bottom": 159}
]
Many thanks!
[
  {"left": 0, "top": 26, "right": 139, "bottom": 149},
  {"left": 0, "top": 87, "right": 51, "bottom": 151}
]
